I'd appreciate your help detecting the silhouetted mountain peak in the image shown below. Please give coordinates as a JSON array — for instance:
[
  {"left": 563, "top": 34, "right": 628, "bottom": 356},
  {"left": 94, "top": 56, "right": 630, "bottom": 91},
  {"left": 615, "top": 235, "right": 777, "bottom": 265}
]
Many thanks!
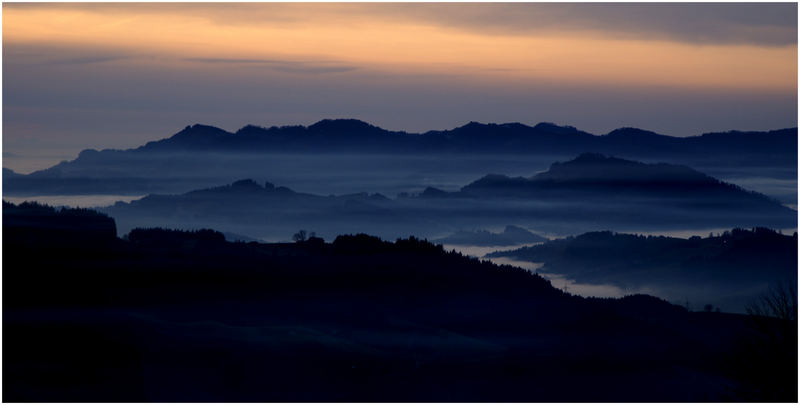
[
  {"left": 138, "top": 123, "right": 233, "bottom": 150},
  {"left": 186, "top": 178, "right": 297, "bottom": 197},
  {"left": 532, "top": 122, "right": 581, "bottom": 135},
  {"left": 463, "top": 174, "right": 526, "bottom": 190},
  {"left": 443, "top": 121, "right": 495, "bottom": 137},
  {"left": 461, "top": 121, "right": 488, "bottom": 129},
  {"left": 499, "top": 225, "right": 548, "bottom": 243},
  {"left": 458, "top": 154, "right": 771, "bottom": 202},
  {"left": 434, "top": 224, "right": 547, "bottom": 246},
  {"left": 499, "top": 122, "right": 529, "bottom": 130},
  {"left": 554, "top": 152, "right": 656, "bottom": 170},
  {"left": 231, "top": 179, "right": 262, "bottom": 189},
  {"left": 421, "top": 186, "right": 450, "bottom": 198},
  {"left": 537, "top": 153, "right": 708, "bottom": 183},
  {"left": 479, "top": 174, "right": 512, "bottom": 182},
  {"left": 3, "top": 168, "right": 23, "bottom": 178},
  {"left": 235, "top": 124, "right": 266, "bottom": 135},
  {"left": 308, "top": 118, "right": 382, "bottom": 135},
  {"left": 447, "top": 121, "right": 587, "bottom": 139},
  {"left": 77, "top": 148, "right": 101, "bottom": 158},
  {"left": 175, "top": 124, "right": 230, "bottom": 138},
  {"left": 605, "top": 127, "right": 666, "bottom": 139},
  {"left": 503, "top": 225, "right": 530, "bottom": 234}
]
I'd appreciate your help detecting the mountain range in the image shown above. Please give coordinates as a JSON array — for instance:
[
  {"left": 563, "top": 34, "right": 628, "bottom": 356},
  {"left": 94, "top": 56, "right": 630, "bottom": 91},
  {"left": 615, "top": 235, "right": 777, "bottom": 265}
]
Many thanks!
[
  {"left": 101, "top": 154, "right": 796, "bottom": 241},
  {"left": 120, "top": 119, "right": 800, "bottom": 157},
  {"left": 4, "top": 119, "right": 796, "bottom": 198}
]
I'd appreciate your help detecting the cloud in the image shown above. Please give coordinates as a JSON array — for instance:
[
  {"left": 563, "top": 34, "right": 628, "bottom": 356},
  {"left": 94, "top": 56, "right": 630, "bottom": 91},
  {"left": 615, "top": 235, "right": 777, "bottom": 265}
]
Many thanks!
[
  {"left": 3, "top": 44, "right": 132, "bottom": 66},
  {"left": 380, "top": 3, "right": 798, "bottom": 47},
  {"left": 183, "top": 58, "right": 358, "bottom": 74},
  {"left": 4, "top": 5, "right": 795, "bottom": 92},
  {"left": 50, "top": 55, "right": 126, "bottom": 65},
  {"left": 7, "top": 3, "right": 795, "bottom": 46}
]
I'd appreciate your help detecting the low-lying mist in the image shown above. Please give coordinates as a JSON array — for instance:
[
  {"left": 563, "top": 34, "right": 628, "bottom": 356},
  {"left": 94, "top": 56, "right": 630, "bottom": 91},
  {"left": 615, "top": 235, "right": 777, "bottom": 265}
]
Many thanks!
[{"left": 5, "top": 151, "right": 797, "bottom": 206}]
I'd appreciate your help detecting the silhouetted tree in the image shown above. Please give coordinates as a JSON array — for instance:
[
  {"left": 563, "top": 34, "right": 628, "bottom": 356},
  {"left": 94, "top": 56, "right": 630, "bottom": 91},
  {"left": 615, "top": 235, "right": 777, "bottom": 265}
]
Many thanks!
[
  {"left": 746, "top": 281, "right": 797, "bottom": 322},
  {"left": 731, "top": 282, "right": 799, "bottom": 401},
  {"left": 292, "top": 230, "right": 307, "bottom": 242}
]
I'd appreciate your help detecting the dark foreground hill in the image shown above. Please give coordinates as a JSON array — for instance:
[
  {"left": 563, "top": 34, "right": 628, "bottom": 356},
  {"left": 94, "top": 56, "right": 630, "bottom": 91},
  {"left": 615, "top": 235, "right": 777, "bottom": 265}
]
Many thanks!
[
  {"left": 487, "top": 228, "right": 798, "bottom": 313},
  {"left": 3, "top": 202, "right": 797, "bottom": 401},
  {"left": 4, "top": 119, "right": 796, "bottom": 198},
  {"left": 102, "top": 154, "right": 796, "bottom": 240}
]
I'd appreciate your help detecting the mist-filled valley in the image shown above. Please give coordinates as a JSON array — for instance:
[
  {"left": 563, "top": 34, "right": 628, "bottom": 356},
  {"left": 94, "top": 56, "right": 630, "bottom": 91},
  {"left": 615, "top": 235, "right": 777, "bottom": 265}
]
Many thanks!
[
  {"left": 4, "top": 121, "right": 797, "bottom": 308},
  {"left": 486, "top": 228, "right": 797, "bottom": 313},
  {"left": 3, "top": 119, "right": 797, "bottom": 402},
  {"left": 84, "top": 151, "right": 793, "bottom": 243},
  {"left": 5, "top": 3, "right": 799, "bottom": 401},
  {"left": 4, "top": 121, "right": 797, "bottom": 207}
]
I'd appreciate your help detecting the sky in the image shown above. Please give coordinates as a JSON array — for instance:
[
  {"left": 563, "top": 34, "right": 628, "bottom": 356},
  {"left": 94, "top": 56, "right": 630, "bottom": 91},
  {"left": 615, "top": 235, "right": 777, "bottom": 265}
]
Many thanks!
[{"left": 2, "top": 3, "right": 798, "bottom": 172}]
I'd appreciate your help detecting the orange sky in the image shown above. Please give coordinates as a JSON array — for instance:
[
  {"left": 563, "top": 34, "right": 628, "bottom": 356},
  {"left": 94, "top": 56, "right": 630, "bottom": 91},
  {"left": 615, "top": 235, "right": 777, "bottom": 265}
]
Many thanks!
[
  {"left": 4, "top": 3, "right": 796, "bottom": 92},
  {"left": 2, "top": 3, "right": 797, "bottom": 167}
]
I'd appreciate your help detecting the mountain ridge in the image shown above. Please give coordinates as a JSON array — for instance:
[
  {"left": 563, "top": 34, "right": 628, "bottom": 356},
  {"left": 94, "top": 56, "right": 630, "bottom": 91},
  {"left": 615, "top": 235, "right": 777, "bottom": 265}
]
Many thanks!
[
  {"left": 102, "top": 154, "right": 796, "bottom": 240},
  {"left": 5, "top": 119, "right": 796, "bottom": 198},
  {"left": 459, "top": 153, "right": 783, "bottom": 205},
  {"left": 51, "top": 118, "right": 798, "bottom": 157}
]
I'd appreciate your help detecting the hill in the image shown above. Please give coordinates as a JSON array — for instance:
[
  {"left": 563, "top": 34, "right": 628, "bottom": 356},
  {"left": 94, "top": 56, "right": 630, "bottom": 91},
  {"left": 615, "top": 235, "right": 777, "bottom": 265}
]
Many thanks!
[
  {"left": 101, "top": 154, "right": 797, "bottom": 241},
  {"left": 486, "top": 228, "right": 798, "bottom": 313},
  {"left": 461, "top": 153, "right": 783, "bottom": 204},
  {"left": 3, "top": 201, "right": 796, "bottom": 401},
  {"left": 433, "top": 225, "right": 548, "bottom": 246}
]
